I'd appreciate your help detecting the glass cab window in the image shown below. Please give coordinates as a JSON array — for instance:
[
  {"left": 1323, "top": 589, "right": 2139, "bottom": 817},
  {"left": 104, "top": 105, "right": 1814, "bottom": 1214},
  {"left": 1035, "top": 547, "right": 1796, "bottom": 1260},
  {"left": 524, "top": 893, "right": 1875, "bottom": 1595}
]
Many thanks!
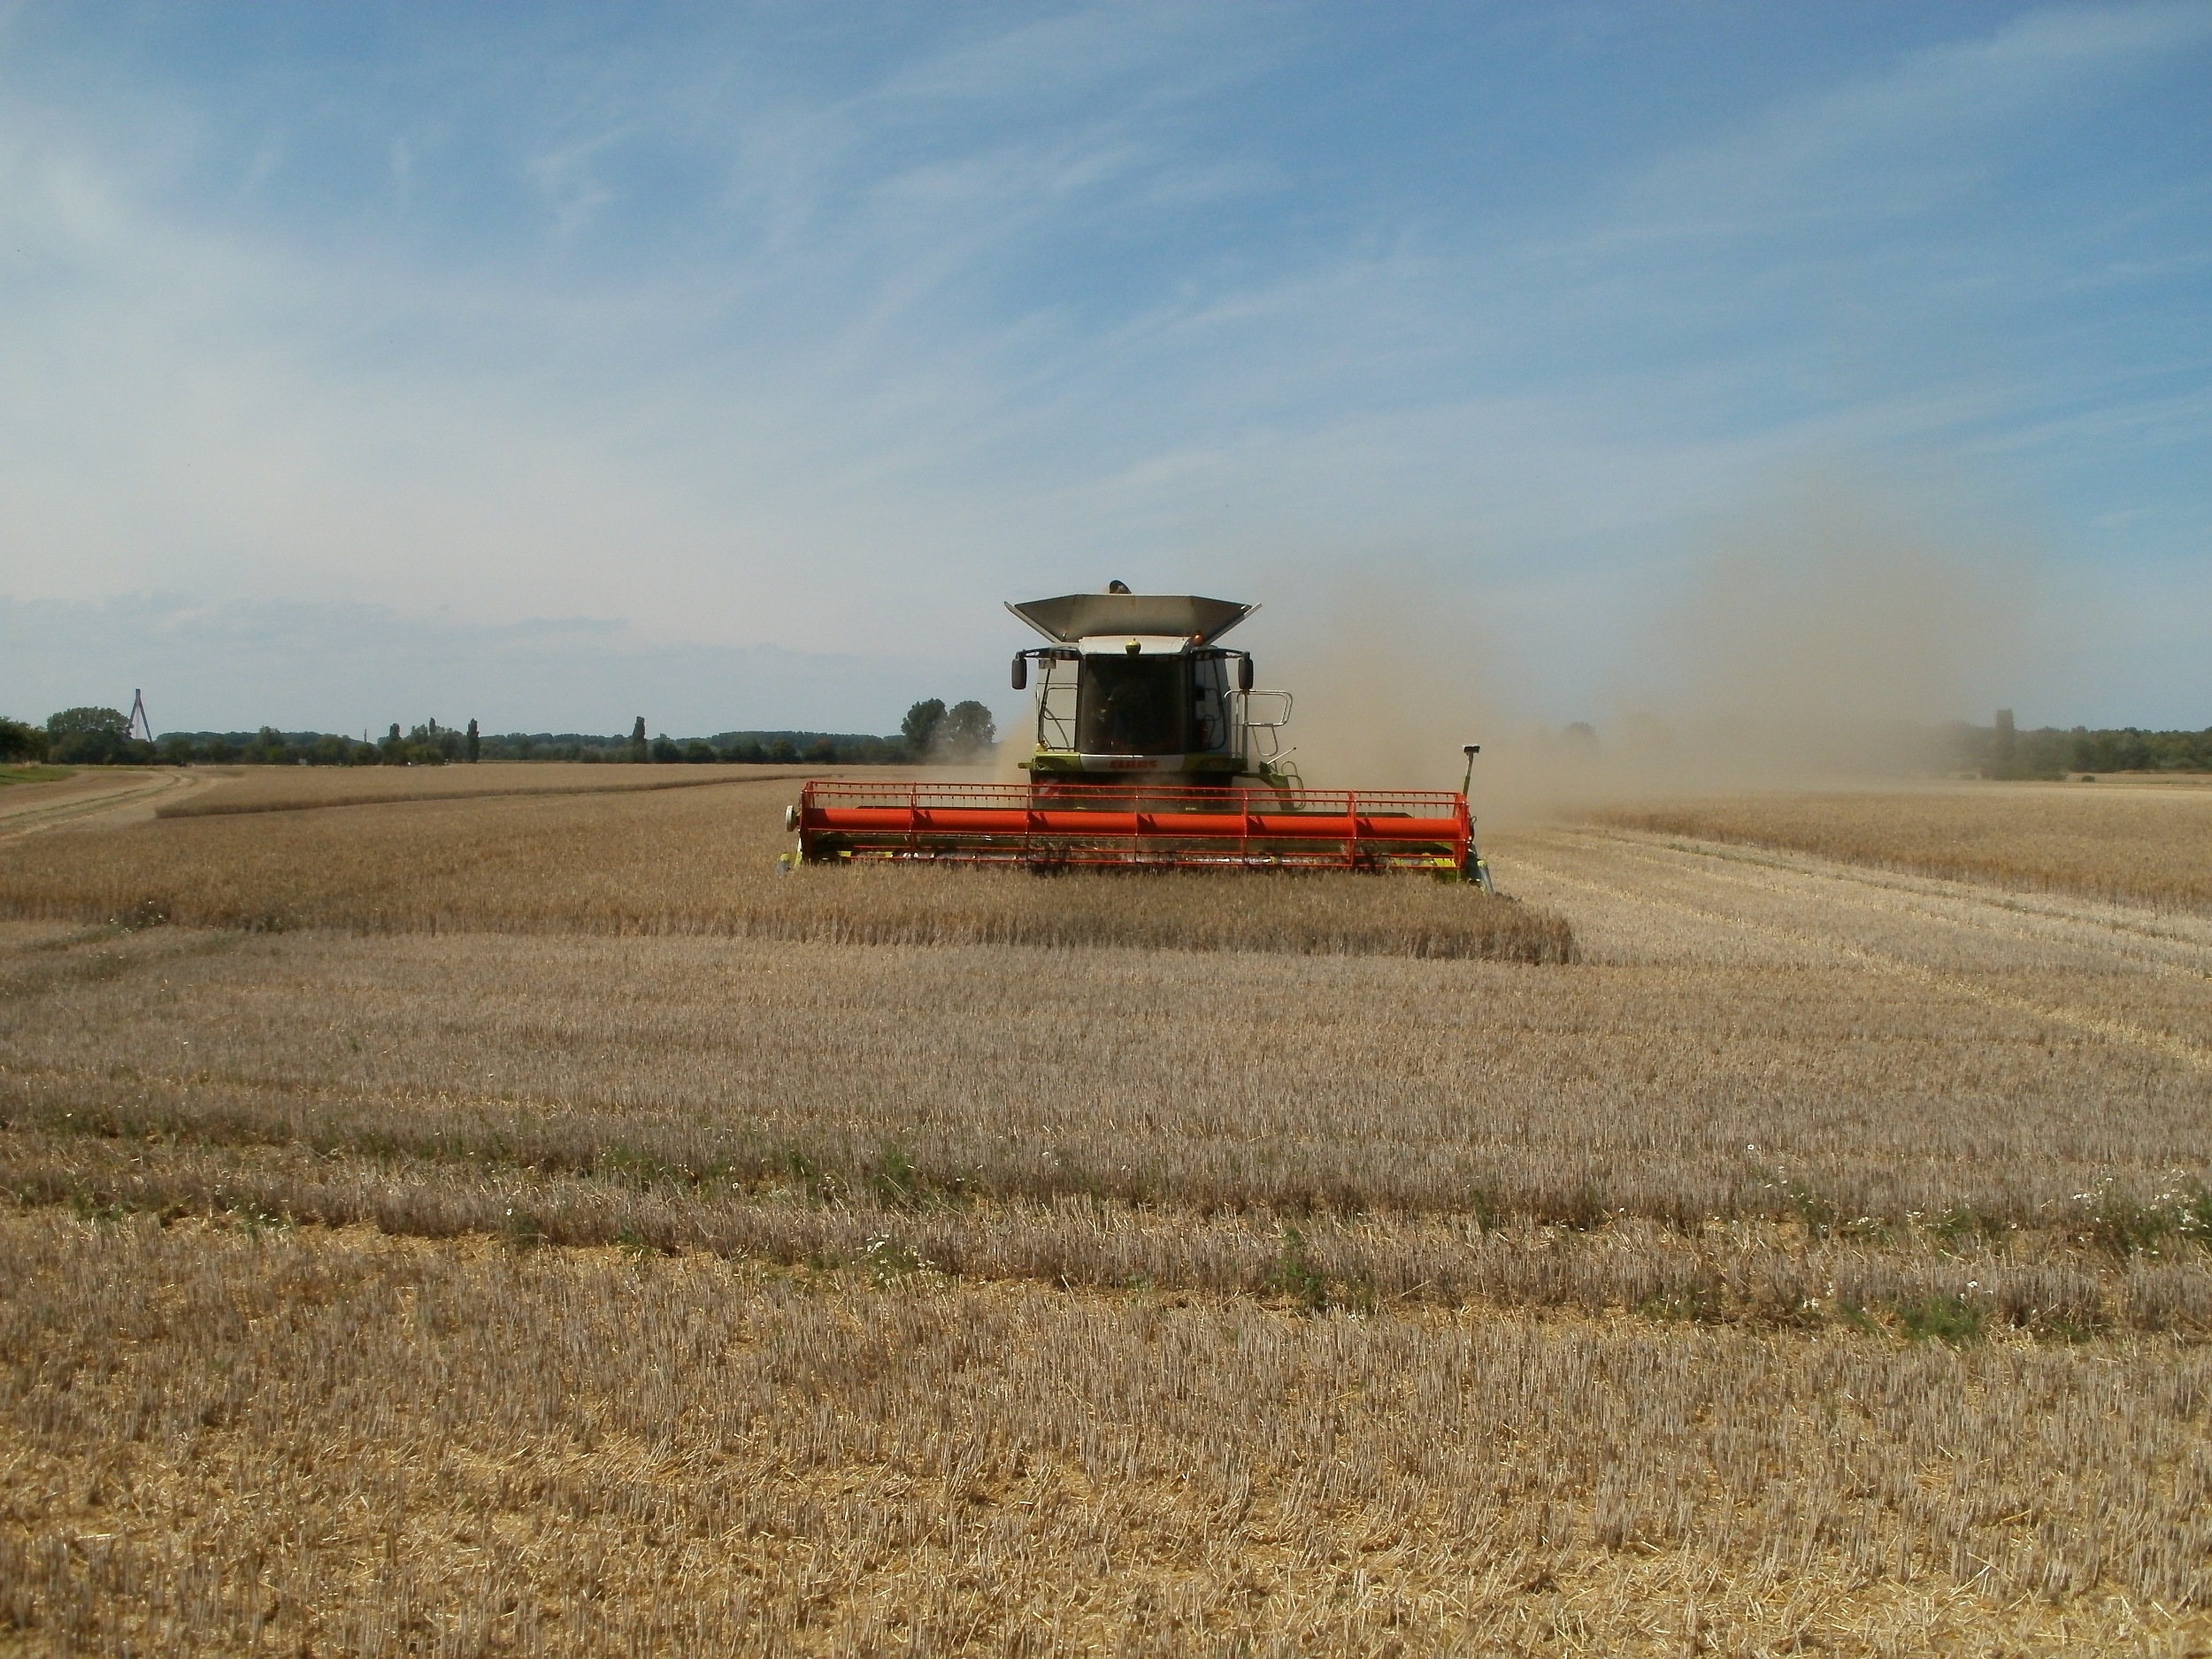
[
  {"left": 1078, "top": 656, "right": 1185, "bottom": 754},
  {"left": 1076, "top": 653, "right": 1234, "bottom": 756},
  {"left": 1189, "top": 654, "right": 1230, "bottom": 752}
]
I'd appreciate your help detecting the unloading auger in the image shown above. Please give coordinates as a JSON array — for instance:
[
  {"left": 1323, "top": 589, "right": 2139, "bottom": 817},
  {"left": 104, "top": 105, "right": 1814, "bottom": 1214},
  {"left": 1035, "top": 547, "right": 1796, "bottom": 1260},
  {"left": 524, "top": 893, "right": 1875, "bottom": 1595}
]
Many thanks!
[{"left": 784, "top": 584, "right": 1495, "bottom": 887}]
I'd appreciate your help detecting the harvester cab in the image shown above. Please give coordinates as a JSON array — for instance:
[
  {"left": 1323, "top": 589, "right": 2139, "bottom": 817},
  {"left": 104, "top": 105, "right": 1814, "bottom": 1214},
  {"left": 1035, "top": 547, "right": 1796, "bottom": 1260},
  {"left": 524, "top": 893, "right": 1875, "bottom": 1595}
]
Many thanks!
[
  {"left": 785, "top": 583, "right": 1495, "bottom": 887},
  {"left": 1004, "top": 588, "right": 1295, "bottom": 791}
]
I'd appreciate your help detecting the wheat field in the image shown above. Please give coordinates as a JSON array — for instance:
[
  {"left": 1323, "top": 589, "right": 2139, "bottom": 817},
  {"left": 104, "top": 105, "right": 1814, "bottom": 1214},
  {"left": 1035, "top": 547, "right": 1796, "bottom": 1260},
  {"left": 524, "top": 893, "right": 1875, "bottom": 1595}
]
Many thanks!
[{"left": 2, "top": 769, "right": 2209, "bottom": 1654}]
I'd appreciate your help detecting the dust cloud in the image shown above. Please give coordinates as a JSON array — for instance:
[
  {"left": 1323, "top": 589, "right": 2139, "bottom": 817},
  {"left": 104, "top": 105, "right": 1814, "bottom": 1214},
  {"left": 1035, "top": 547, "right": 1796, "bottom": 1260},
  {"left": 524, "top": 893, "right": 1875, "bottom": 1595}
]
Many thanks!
[{"left": 1259, "top": 472, "right": 2037, "bottom": 825}]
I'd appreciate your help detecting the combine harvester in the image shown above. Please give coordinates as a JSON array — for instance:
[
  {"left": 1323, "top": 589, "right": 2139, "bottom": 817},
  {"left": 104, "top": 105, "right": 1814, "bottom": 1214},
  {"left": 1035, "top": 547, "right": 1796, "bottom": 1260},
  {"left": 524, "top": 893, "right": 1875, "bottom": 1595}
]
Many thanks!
[{"left": 786, "top": 584, "right": 1494, "bottom": 887}]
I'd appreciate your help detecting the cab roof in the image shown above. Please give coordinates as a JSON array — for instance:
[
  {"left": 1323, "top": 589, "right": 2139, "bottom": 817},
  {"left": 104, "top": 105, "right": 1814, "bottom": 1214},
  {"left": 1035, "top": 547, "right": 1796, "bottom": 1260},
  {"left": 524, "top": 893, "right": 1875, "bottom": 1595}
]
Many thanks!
[{"left": 1006, "top": 592, "right": 1256, "bottom": 645}]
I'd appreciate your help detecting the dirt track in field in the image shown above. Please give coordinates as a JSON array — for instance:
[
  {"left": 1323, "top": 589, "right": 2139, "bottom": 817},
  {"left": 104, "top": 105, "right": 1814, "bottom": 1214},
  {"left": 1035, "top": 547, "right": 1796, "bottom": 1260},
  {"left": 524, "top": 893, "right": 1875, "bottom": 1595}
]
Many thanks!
[{"left": 0, "top": 770, "right": 212, "bottom": 843}]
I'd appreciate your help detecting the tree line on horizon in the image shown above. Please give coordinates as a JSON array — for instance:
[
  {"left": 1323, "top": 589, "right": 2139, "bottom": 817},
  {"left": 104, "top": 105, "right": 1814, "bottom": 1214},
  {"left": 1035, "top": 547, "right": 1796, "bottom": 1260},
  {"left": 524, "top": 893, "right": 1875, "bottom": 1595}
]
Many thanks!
[
  {"left": 9, "top": 702, "right": 2208, "bottom": 777},
  {"left": 0, "top": 698, "right": 1000, "bottom": 769},
  {"left": 1962, "top": 712, "right": 2212, "bottom": 780}
]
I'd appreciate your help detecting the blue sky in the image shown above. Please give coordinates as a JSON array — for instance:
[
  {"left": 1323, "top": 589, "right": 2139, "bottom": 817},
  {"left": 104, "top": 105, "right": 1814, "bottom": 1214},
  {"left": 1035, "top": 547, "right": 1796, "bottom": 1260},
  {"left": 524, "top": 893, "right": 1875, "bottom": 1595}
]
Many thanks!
[{"left": 2, "top": 2, "right": 2207, "bottom": 736}]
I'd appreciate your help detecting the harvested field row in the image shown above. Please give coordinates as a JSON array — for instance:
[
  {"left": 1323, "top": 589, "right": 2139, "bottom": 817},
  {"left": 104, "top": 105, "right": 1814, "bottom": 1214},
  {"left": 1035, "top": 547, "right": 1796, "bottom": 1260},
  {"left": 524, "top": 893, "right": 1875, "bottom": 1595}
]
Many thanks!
[
  {"left": 4, "top": 1213, "right": 2210, "bottom": 1657},
  {"left": 0, "top": 782, "right": 1576, "bottom": 962},
  {"left": 1498, "top": 833, "right": 2212, "bottom": 1076},
  {"left": 3, "top": 916, "right": 2201, "bottom": 1225},
  {"left": 10, "top": 1131, "right": 2211, "bottom": 1337},
  {"left": 1525, "top": 826, "right": 2212, "bottom": 979},
  {"left": 1594, "top": 782, "right": 2212, "bottom": 912}
]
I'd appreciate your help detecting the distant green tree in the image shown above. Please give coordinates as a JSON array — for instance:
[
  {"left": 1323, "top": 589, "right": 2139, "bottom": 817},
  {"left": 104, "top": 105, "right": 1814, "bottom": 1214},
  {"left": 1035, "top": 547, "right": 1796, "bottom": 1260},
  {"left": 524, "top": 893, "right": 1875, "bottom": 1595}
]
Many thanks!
[
  {"left": 901, "top": 699, "right": 947, "bottom": 760},
  {"left": 405, "top": 724, "right": 452, "bottom": 764},
  {"left": 0, "top": 718, "right": 47, "bottom": 763},
  {"left": 682, "top": 738, "right": 716, "bottom": 763},
  {"left": 1974, "top": 709, "right": 2036, "bottom": 776},
  {"left": 411, "top": 721, "right": 463, "bottom": 762},
  {"left": 466, "top": 718, "right": 480, "bottom": 763},
  {"left": 650, "top": 733, "right": 680, "bottom": 763},
  {"left": 46, "top": 707, "right": 136, "bottom": 764},
  {"left": 629, "top": 717, "right": 649, "bottom": 762},
  {"left": 47, "top": 708, "right": 128, "bottom": 738},
  {"left": 939, "top": 701, "right": 997, "bottom": 762}
]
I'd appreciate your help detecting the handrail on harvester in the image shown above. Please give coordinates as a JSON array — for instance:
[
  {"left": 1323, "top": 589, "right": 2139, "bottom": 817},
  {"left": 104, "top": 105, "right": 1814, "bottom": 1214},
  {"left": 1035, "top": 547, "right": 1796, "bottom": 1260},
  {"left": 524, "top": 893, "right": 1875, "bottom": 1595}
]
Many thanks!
[{"left": 793, "top": 779, "right": 1474, "bottom": 874}]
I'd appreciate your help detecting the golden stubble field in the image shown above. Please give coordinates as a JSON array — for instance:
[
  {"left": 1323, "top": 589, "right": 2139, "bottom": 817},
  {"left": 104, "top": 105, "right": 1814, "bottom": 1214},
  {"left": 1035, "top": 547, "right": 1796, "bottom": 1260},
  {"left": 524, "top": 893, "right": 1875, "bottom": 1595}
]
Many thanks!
[{"left": 1, "top": 764, "right": 2208, "bottom": 1655}]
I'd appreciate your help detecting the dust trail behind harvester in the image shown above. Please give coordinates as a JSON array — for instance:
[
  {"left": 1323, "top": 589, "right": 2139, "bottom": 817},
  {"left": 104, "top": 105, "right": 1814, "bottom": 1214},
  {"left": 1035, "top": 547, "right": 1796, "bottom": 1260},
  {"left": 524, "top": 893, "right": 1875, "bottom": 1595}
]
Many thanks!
[{"left": 1266, "top": 474, "right": 2035, "bottom": 826}]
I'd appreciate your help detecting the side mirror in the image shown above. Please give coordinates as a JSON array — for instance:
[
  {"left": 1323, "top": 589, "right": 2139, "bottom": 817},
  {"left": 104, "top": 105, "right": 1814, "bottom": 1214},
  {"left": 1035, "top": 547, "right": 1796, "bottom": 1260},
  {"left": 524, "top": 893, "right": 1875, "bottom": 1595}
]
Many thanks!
[
  {"left": 1237, "top": 655, "right": 1255, "bottom": 693},
  {"left": 1011, "top": 655, "right": 1028, "bottom": 691}
]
